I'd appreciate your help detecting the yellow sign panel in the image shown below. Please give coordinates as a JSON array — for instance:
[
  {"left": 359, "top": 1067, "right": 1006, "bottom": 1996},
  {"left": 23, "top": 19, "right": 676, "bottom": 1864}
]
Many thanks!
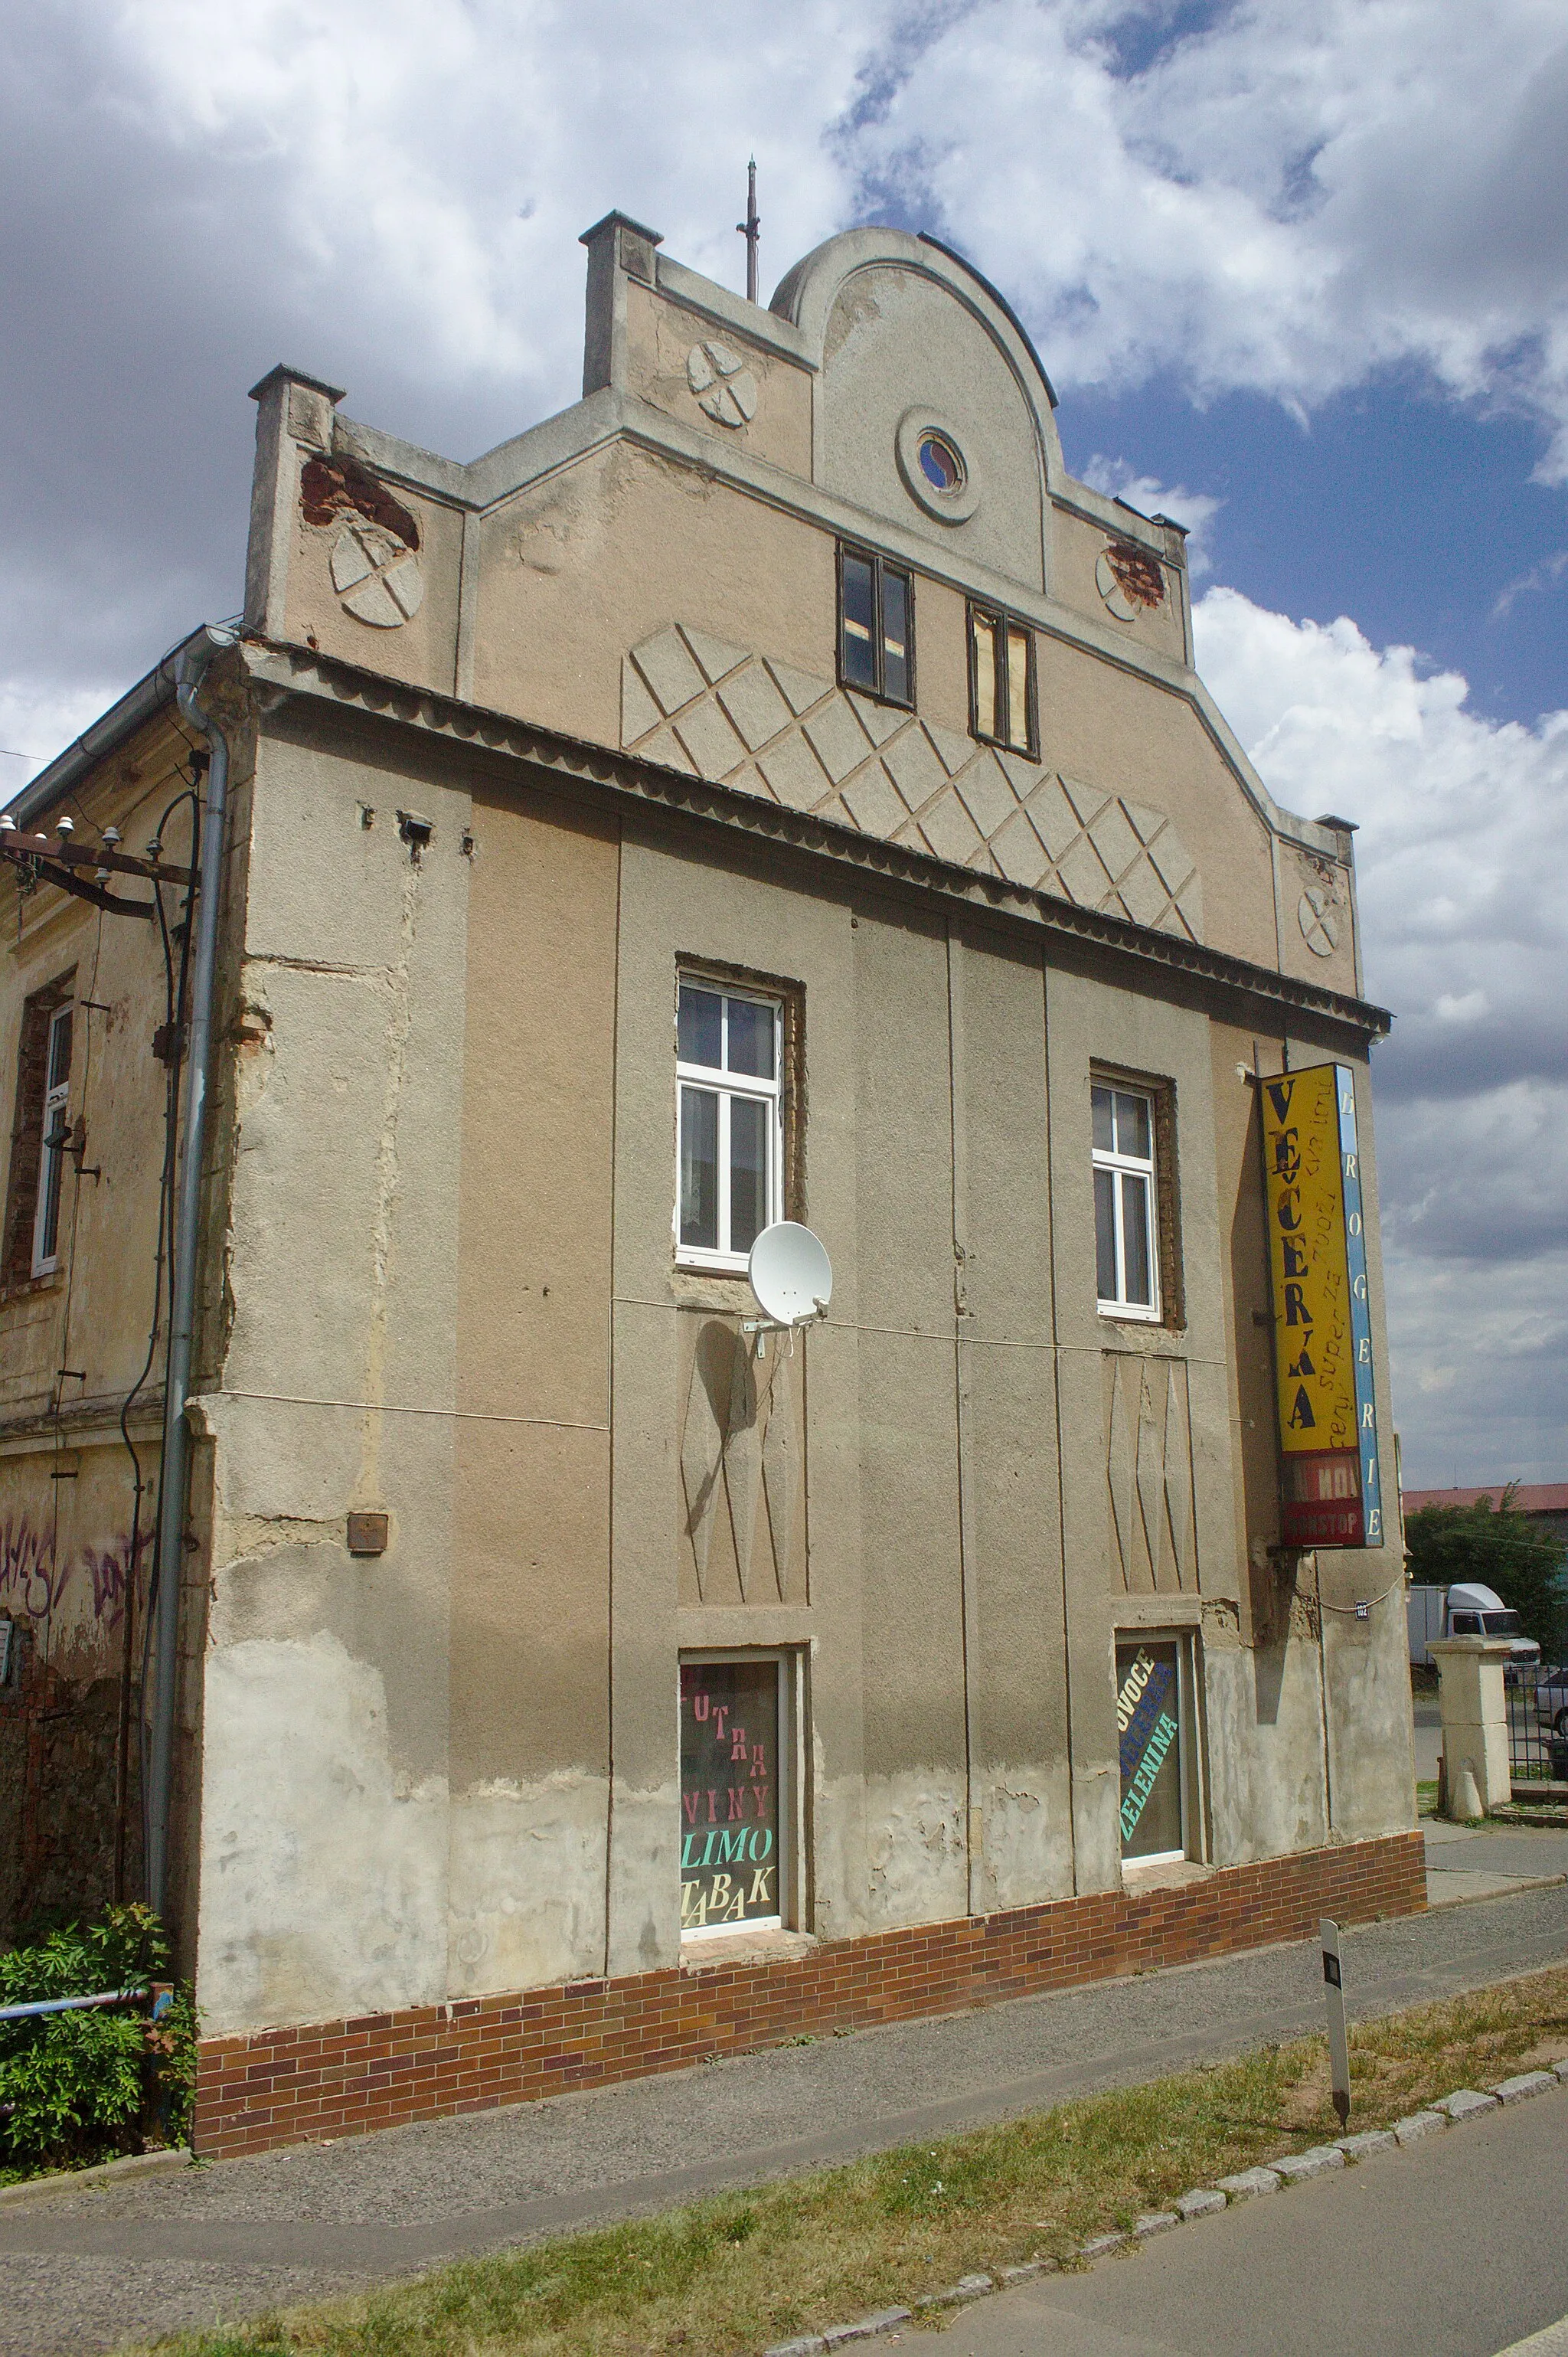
[
  {"left": 1262, "top": 1064, "right": 1356, "bottom": 1453},
  {"left": 1259, "top": 1063, "right": 1382, "bottom": 1549}
]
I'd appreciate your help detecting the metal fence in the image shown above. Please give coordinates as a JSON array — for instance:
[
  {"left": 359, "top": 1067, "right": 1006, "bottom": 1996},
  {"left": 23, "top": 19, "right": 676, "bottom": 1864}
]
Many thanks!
[{"left": 1506, "top": 1676, "right": 1568, "bottom": 1787}]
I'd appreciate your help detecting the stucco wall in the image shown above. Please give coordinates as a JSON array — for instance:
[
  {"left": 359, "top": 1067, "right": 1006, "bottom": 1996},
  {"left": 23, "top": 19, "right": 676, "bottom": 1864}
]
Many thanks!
[{"left": 188, "top": 718, "right": 1410, "bottom": 2035}]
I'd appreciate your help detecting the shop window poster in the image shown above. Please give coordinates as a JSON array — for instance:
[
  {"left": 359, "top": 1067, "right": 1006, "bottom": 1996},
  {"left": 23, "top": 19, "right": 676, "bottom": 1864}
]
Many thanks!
[
  {"left": 680, "top": 1659, "right": 781, "bottom": 1932},
  {"left": 1116, "top": 1643, "right": 1184, "bottom": 1860}
]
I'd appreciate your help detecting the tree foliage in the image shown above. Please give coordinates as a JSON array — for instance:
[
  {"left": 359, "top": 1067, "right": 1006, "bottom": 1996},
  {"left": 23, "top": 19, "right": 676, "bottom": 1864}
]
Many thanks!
[
  {"left": 1405, "top": 1486, "right": 1566, "bottom": 1654},
  {"left": 0, "top": 1904, "right": 198, "bottom": 2178}
]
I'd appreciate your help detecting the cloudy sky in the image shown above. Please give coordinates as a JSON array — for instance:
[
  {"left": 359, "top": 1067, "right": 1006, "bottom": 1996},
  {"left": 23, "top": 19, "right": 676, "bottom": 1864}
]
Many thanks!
[{"left": 2, "top": 0, "right": 1563, "bottom": 1485}]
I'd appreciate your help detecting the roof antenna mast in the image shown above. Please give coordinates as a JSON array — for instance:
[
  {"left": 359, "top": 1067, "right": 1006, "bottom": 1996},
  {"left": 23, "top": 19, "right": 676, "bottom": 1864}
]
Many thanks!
[{"left": 737, "top": 157, "right": 760, "bottom": 304}]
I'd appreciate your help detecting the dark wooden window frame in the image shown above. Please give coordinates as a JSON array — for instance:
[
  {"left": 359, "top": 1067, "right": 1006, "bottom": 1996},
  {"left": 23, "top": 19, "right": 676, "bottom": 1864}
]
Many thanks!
[
  {"left": 835, "top": 542, "right": 916, "bottom": 711},
  {"left": 1090, "top": 1061, "right": 1184, "bottom": 1332},
  {"left": 2, "top": 969, "right": 76, "bottom": 1297},
  {"left": 967, "top": 599, "right": 1039, "bottom": 759}
]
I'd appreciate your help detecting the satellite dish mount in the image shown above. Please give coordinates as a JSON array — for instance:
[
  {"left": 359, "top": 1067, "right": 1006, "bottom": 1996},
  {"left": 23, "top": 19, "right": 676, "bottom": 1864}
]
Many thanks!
[{"left": 745, "top": 1221, "right": 832, "bottom": 1355}]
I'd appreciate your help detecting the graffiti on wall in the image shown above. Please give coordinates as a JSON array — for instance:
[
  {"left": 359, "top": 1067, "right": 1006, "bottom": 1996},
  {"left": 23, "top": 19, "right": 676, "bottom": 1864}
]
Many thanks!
[{"left": 0, "top": 1515, "right": 148, "bottom": 1648}]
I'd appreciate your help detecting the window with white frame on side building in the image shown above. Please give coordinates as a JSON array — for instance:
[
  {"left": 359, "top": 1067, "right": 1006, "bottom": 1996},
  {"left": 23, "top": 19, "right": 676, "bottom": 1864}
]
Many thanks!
[
  {"left": 1093, "top": 1079, "right": 1161, "bottom": 1319},
  {"left": 31, "top": 1003, "right": 74, "bottom": 1277},
  {"left": 675, "top": 976, "right": 783, "bottom": 1270}
]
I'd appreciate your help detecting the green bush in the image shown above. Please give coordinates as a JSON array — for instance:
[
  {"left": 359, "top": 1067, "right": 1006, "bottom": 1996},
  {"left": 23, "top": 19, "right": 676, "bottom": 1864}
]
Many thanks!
[{"left": 0, "top": 1904, "right": 198, "bottom": 2179}]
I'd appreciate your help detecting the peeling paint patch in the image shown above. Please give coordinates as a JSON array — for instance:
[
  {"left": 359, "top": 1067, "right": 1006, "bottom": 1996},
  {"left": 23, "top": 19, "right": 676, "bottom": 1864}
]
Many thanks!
[
  {"left": 198, "top": 1630, "right": 448, "bottom": 2035},
  {"left": 300, "top": 456, "right": 420, "bottom": 551}
]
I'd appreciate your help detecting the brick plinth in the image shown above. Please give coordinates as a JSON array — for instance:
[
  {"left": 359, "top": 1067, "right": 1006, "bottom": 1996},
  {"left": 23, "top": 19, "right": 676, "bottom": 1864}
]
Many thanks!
[{"left": 194, "top": 1829, "right": 1425, "bottom": 2159}]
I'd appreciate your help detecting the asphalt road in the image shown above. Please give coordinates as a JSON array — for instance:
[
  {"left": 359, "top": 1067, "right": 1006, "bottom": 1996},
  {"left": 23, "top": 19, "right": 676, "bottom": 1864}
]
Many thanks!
[
  {"left": 2, "top": 1868, "right": 1566, "bottom": 2355},
  {"left": 951, "top": 2080, "right": 1568, "bottom": 2357}
]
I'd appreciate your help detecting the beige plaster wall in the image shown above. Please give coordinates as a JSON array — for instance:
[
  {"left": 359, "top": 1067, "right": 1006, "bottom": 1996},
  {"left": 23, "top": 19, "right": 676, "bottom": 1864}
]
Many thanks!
[
  {"left": 623, "top": 283, "right": 813, "bottom": 479},
  {"left": 184, "top": 714, "right": 1408, "bottom": 2034},
  {"left": 818, "top": 262, "right": 1046, "bottom": 594},
  {"left": 1050, "top": 503, "right": 1188, "bottom": 668}
]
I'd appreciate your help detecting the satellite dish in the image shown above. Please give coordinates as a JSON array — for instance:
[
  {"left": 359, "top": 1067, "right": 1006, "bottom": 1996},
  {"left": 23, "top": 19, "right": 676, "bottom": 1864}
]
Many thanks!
[{"left": 747, "top": 1221, "right": 833, "bottom": 1330}]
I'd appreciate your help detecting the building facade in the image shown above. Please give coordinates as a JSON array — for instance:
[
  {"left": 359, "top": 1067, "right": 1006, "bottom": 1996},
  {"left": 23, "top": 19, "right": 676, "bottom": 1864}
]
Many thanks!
[{"left": 0, "top": 216, "right": 1420, "bottom": 2153}]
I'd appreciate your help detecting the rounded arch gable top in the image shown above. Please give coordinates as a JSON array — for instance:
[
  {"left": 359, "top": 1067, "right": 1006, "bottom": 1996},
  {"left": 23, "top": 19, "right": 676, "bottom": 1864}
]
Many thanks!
[{"left": 769, "top": 225, "right": 1066, "bottom": 490}]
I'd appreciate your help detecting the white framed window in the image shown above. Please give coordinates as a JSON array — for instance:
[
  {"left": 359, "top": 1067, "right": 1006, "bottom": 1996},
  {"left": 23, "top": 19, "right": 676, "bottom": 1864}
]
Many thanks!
[
  {"left": 31, "top": 1003, "right": 73, "bottom": 1278},
  {"left": 680, "top": 1652, "right": 795, "bottom": 1937},
  {"left": 1116, "top": 1633, "right": 1204, "bottom": 1869},
  {"left": 1093, "top": 1080, "right": 1160, "bottom": 1320},
  {"left": 675, "top": 977, "right": 782, "bottom": 1270}
]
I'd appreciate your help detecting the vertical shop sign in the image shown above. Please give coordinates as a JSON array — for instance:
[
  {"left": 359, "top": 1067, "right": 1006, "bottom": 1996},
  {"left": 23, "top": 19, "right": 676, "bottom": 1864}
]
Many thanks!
[
  {"left": 1259, "top": 1063, "right": 1383, "bottom": 1549},
  {"left": 679, "top": 1659, "right": 782, "bottom": 1933}
]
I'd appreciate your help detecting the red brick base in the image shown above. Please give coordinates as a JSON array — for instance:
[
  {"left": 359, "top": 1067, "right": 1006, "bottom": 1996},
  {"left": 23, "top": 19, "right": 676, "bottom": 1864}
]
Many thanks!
[{"left": 194, "top": 1830, "right": 1426, "bottom": 2159}]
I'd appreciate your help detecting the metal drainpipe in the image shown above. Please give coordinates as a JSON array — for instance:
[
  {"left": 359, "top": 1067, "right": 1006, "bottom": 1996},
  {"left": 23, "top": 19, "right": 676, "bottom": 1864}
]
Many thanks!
[{"left": 145, "top": 623, "right": 237, "bottom": 1923}]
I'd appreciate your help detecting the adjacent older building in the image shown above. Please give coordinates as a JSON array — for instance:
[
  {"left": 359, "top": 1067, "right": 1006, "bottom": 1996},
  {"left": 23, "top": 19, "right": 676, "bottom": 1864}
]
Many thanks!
[{"left": 0, "top": 214, "right": 1422, "bottom": 2155}]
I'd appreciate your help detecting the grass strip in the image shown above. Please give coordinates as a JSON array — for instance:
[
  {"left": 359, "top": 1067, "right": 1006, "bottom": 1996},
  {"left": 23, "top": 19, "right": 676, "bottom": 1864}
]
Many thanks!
[{"left": 136, "top": 1965, "right": 1568, "bottom": 2357}]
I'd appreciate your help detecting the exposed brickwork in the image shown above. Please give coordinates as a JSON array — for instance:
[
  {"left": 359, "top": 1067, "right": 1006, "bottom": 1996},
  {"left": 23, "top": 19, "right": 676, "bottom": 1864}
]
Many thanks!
[{"left": 194, "top": 1830, "right": 1425, "bottom": 2160}]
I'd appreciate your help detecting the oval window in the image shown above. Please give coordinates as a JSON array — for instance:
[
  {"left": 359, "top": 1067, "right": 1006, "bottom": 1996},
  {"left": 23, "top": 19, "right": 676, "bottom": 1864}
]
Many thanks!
[{"left": 917, "top": 433, "right": 963, "bottom": 494}]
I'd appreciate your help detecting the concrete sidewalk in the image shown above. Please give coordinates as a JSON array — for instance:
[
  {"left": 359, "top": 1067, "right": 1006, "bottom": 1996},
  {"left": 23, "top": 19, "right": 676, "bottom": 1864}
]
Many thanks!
[
  {"left": 2, "top": 1873, "right": 1566, "bottom": 2355},
  {"left": 1425, "top": 1817, "right": 1568, "bottom": 1907}
]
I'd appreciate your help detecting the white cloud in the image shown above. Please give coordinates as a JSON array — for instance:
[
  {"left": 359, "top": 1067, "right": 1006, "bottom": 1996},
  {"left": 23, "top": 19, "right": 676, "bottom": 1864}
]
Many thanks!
[
  {"left": 858, "top": 0, "right": 1568, "bottom": 477},
  {"left": 2, "top": 0, "right": 1566, "bottom": 740},
  {"left": 1194, "top": 585, "right": 1568, "bottom": 1483}
]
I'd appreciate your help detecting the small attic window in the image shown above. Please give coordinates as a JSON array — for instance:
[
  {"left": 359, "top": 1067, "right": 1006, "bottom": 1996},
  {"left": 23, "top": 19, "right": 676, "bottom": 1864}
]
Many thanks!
[{"left": 837, "top": 545, "right": 913, "bottom": 709}]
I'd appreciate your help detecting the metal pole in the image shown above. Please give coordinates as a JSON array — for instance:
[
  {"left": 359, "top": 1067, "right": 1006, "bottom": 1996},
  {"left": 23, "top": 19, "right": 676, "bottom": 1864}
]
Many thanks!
[
  {"left": 737, "top": 159, "right": 760, "bottom": 304},
  {"left": 1321, "top": 1915, "right": 1351, "bottom": 2127},
  {"left": 145, "top": 624, "right": 235, "bottom": 1921}
]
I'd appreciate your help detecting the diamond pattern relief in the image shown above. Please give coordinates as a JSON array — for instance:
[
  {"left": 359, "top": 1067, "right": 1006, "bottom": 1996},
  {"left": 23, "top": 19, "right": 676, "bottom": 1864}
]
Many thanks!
[
  {"left": 719, "top": 665, "right": 793, "bottom": 751},
  {"left": 842, "top": 763, "right": 907, "bottom": 837},
  {"left": 882, "top": 724, "right": 948, "bottom": 812},
  {"left": 1103, "top": 1353, "right": 1197, "bottom": 1594},
  {"left": 680, "top": 1322, "right": 802, "bottom": 1607},
  {"left": 675, "top": 698, "right": 747, "bottom": 780},
  {"left": 620, "top": 624, "right": 1207, "bottom": 943},
  {"left": 804, "top": 698, "right": 873, "bottom": 785}
]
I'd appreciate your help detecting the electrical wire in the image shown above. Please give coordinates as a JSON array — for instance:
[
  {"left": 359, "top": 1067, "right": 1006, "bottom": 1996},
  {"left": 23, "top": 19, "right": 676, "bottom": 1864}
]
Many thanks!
[
  {"left": 112, "top": 776, "right": 199, "bottom": 1898},
  {"left": 46, "top": 907, "right": 105, "bottom": 1660}
]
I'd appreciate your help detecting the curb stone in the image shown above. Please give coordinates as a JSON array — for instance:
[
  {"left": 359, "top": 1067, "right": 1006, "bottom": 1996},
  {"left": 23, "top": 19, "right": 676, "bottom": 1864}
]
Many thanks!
[
  {"left": 1437, "top": 2089, "right": 1500, "bottom": 2121},
  {"left": 823, "top": 2310, "right": 911, "bottom": 2346},
  {"left": 762, "top": 2072, "right": 1566, "bottom": 2357},
  {"left": 1272, "top": 2146, "right": 1344, "bottom": 2185},
  {"left": 1338, "top": 2130, "right": 1397, "bottom": 2160},
  {"left": 1216, "top": 2166, "right": 1282, "bottom": 2200},
  {"left": 1492, "top": 2072, "right": 1557, "bottom": 2104},
  {"left": 0, "top": 2147, "right": 194, "bottom": 2209},
  {"left": 1174, "top": 2187, "right": 1227, "bottom": 2219},
  {"left": 1077, "top": 2234, "right": 1126, "bottom": 2261}
]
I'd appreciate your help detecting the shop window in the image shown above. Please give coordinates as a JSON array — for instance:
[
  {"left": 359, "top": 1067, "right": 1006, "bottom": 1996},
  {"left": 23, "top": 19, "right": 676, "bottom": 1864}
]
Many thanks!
[
  {"left": 2, "top": 974, "right": 74, "bottom": 1291},
  {"left": 838, "top": 545, "right": 913, "bottom": 708},
  {"left": 675, "top": 976, "right": 783, "bottom": 1269},
  {"left": 680, "top": 1655, "right": 791, "bottom": 1936},
  {"left": 1115, "top": 1636, "right": 1201, "bottom": 1867},
  {"left": 968, "top": 603, "right": 1037, "bottom": 757}
]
